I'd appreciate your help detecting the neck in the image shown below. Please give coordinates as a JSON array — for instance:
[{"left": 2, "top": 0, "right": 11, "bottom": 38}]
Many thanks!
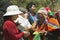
[
  {"left": 29, "top": 11, "right": 35, "bottom": 16},
  {"left": 11, "top": 19, "right": 14, "bottom": 22},
  {"left": 11, "top": 17, "right": 15, "bottom": 22}
]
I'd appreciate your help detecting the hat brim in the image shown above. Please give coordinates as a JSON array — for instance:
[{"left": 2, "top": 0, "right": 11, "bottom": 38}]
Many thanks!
[{"left": 3, "top": 10, "right": 23, "bottom": 16}]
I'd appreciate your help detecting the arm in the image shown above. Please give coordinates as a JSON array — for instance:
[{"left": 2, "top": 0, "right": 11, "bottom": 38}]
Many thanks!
[{"left": 3, "top": 21, "right": 24, "bottom": 39}]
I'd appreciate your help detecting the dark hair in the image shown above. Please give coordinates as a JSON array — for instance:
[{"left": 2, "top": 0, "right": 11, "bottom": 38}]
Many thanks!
[
  {"left": 26, "top": 2, "right": 36, "bottom": 12},
  {"left": 3, "top": 16, "right": 12, "bottom": 21}
]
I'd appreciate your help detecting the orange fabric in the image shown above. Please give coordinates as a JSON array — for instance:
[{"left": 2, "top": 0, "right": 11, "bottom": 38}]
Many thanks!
[
  {"left": 31, "top": 28, "right": 36, "bottom": 31},
  {"left": 47, "top": 18, "right": 60, "bottom": 31},
  {"left": 48, "top": 18, "right": 59, "bottom": 27},
  {"left": 37, "top": 17, "right": 60, "bottom": 32},
  {"left": 38, "top": 24, "right": 44, "bottom": 32},
  {"left": 31, "top": 17, "right": 60, "bottom": 39},
  {"left": 31, "top": 24, "right": 44, "bottom": 32}
]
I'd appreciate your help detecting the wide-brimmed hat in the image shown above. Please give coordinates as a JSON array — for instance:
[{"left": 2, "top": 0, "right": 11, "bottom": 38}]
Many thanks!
[
  {"left": 37, "top": 7, "right": 47, "bottom": 15},
  {"left": 3, "top": 5, "right": 23, "bottom": 16}
]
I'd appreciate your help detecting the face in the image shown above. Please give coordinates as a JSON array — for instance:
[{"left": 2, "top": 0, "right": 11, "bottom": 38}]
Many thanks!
[
  {"left": 56, "top": 12, "right": 60, "bottom": 23},
  {"left": 19, "top": 13, "right": 25, "bottom": 18},
  {"left": 37, "top": 13, "right": 45, "bottom": 26},
  {"left": 11, "top": 15, "right": 18, "bottom": 20},
  {"left": 30, "top": 5, "right": 36, "bottom": 12},
  {"left": 37, "top": 13, "right": 44, "bottom": 20}
]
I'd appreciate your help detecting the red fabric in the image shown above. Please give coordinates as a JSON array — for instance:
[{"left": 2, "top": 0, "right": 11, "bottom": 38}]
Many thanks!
[
  {"left": 45, "top": 6, "right": 50, "bottom": 11},
  {"left": 3, "top": 20, "right": 24, "bottom": 40},
  {"left": 38, "top": 24, "right": 44, "bottom": 32}
]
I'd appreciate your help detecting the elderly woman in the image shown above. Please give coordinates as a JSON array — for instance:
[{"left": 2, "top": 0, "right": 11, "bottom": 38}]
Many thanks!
[
  {"left": 55, "top": 10, "right": 60, "bottom": 40},
  {"left": 2, "top": 5, "right": 29, "bottom": 40}
]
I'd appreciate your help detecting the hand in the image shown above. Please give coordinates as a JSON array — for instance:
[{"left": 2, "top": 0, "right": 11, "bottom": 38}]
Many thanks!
[
  {"left": 32, "top": 21, "right": 36, "bottom": 28},
  {"left": 39, "top": 30, "right": 47, "bottom": 36},
  {"left": 44, "top": 31, "right": 47, "bottom": 35},
  {"left": 23, "top": 31, "right": 30, "bottom": 37},
  {"left": 24, "top": 26, "right": 29, "bottom": 31}
]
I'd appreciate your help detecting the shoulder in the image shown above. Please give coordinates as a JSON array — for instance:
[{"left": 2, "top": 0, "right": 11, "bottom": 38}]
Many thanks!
[
  {"left": 49, "top": 18, "right": 58, "bottom": 22},
  {"left": 3, "top": 20, "right": 14, "bottom": 25},
  {"left": 49, "top": 18, "right": 59, "bottom": 26},
  {"left": 3, "top": 20, "right": 15, "bottom": 29}
]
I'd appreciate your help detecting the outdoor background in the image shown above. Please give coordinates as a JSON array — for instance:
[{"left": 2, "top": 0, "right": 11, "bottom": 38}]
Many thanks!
[
  {"left": 0, "top": 0, "right": 60, "bottom": 40},
  {"left": 10, "top": 0, "right": 60, "bottom": 12}
]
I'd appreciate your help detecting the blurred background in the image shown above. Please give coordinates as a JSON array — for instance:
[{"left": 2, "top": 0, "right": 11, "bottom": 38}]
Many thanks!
[
  {"left": 10, "top": 0, "right": 60, "bottom": 12},
  {"left": 0, "top": 0, "right": 60, "bottom": 40}
]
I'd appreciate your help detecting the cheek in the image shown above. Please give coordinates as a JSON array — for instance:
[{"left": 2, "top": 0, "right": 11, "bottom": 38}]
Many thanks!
[
  {"left": 32, "top": 7, "right": 36, "bottom": 10},
  {"left": 15, "top": 16, "right": 18, "bottom": 19},
  {"left": 14, "top": 15, "right": 18, "bottom": 20}
]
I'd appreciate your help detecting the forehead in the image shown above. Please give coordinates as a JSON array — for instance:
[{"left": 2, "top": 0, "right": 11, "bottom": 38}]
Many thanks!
[
  {"left": 13, "top": 15, "right": 18, "bottom": 16},
  {"left": 31, "top": 5, "right": 36, "bottom": 7},
  {"left": 38, "top": 13, "right": 43, "bottom": 16}
]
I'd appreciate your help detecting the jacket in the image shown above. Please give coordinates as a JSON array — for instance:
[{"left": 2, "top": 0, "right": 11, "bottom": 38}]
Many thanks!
[{"left": 3, "top": 20, "right": 24, "bottom": 40}]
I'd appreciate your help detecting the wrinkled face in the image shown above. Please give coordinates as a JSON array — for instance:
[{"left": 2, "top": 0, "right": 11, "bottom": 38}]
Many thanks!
[
  {"left": 37, "top": 12, "right": 47, "bottom": 19},
  {"left": 37, "top": 13, "right": 45, "bottom": 21},
  {"left": 37, "top": 13, "right": 45, "bottom": 26},
  {"left": 30, "top": 5, "right": 36, "bottom": 12},
  {"left": 11, "top": 15, "right": 18, "bottom": 20}
]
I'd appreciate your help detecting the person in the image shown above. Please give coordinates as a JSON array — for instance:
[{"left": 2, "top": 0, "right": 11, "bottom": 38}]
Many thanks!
[
  {"left": 26, "top": 2, "right": 37, "bottom": 40},
  {"left": 14, "top": 10, "right": 32, "bottom": 31},
  {"left": 45, "top": 7, "right": 60, "bottom": 40},
  {"left": 37, "top": 7, "right": 47, "bottom": 32},
  {"left": 36, "top": 7, "right": 48, "bottom": 40},
  {"left": 2, "top": 5, "right": 30, "bottom": 40},
  {"left": 26, "top": 2, "right": 37, "bottom": 25},
  {"left": 0, "top": 0, "right": 12, "bottom": 40},
  {"left": 46, "top": 12, "right": 59, "bottom": 40},
  {"left": 55, "top": 10, "right": 60, "bottom": 40},
  {"left": 55, "top": 10, "right": 60, "bottom": 25},
  {"left": 15, "top": 7, "right": 37, "bottom": 40}
]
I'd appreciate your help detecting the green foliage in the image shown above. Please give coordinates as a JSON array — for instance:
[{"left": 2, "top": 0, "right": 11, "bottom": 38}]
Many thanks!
[{"left": 10, "top": 0, "right": 60, "bottom": 12}]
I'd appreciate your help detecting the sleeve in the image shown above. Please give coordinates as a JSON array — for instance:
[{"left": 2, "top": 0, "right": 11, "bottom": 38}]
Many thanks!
[
  {"left": 27, "top": 19, "right": 32, "bottom": 28},
  {"left": 3, "top": 21, "right": 24, "bottom": 39},
  {"left": 18, "top": 18, "right": 26, "bottom": 28}
]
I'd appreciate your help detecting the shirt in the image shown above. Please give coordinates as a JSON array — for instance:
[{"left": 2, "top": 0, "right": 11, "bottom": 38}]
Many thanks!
[{"left": 27, "top": 12, "right": 37, "bottom": 24}]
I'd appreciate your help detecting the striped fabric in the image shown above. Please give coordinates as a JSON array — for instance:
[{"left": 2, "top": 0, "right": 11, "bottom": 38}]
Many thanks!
[{"left": 47, "top": 22, "right": 59, "bottom": 31}]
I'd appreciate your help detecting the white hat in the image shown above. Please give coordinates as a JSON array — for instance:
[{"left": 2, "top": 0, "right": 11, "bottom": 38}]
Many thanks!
[
  {"left": 37, "top": 7, "right": 47, "bottom": 15},
  {"left": 3, "top": 5, "right": 23, "bottom": 16}
]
